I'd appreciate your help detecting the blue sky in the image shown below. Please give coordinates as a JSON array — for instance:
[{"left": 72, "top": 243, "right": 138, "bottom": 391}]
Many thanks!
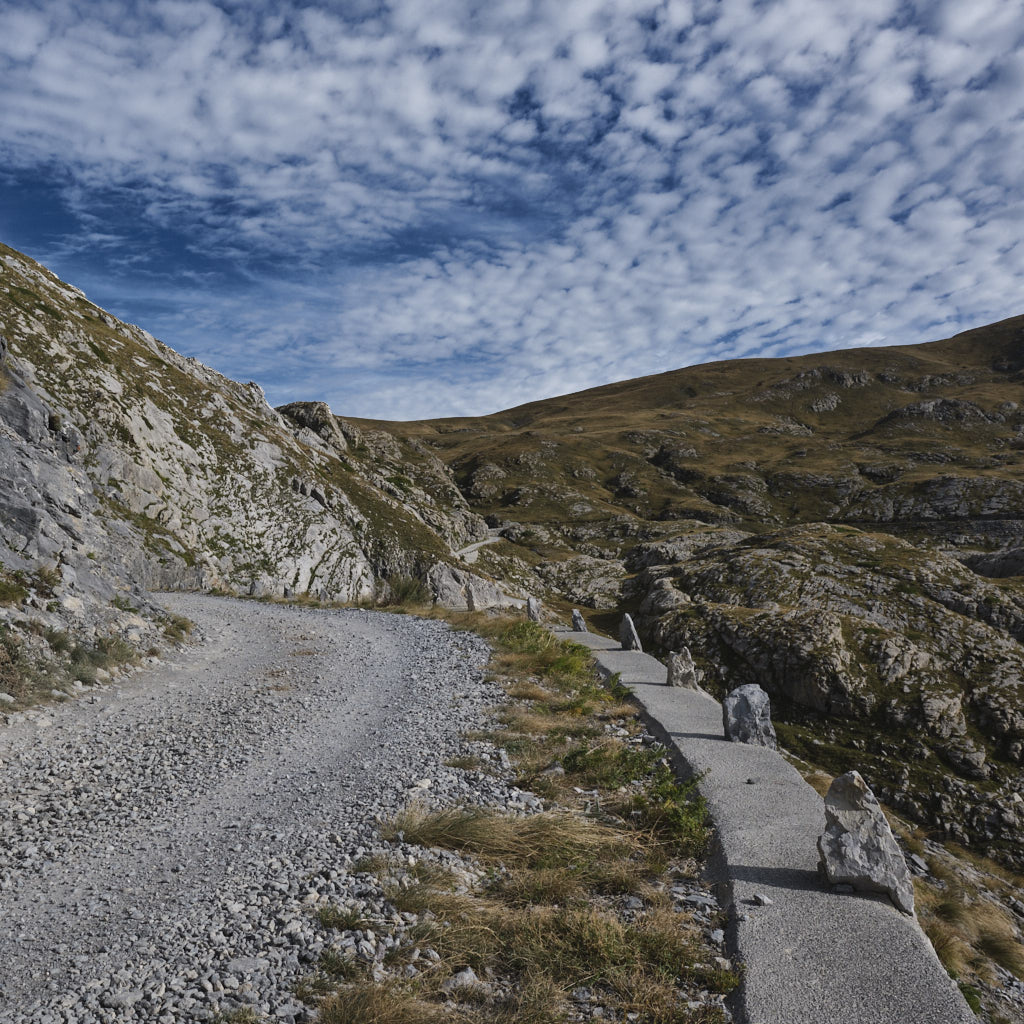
[{"left": 2, "top": 0, "right": 1023, "bottom": 419}]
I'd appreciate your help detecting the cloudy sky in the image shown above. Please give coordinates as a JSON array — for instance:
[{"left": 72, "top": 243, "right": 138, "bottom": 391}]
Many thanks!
[{"left": 1, "top": 1, "right": 1023, "bottom": 419}]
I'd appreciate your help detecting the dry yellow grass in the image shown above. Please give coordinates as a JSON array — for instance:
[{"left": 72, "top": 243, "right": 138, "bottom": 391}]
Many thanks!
[
  {"left": 300, "top": 616, "right": 729, "bottom": 1024},
  {"left": 916, "top": 873, "right": 1024, "bottom": 986},
  {"left": 504, "top": 679, "right": 554, "bottom": 702}
]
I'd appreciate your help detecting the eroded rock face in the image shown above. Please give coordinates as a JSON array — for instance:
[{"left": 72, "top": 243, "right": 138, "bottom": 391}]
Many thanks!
[
  {"left": 1, "top": 245, "right": 505, "bottom": 614},
  {"left": 817, "top": 771, "right": 914, "bottom": 915},
  {"left": 722, "top": 684, "right": 777, "bottom": 749},
  {"left": 637, "top": 523, "right": 1024, "bottom": 865},
  {"left": 426, "top": 563, "right": 516, "bottom": 612},
  {"left": 533, "top": 555, "right": 625, "bottom": 610}
]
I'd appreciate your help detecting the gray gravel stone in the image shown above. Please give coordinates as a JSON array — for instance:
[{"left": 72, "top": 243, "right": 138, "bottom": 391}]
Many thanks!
[{"left": 0, "top": 595, "right": 510, "bottom": 1023}]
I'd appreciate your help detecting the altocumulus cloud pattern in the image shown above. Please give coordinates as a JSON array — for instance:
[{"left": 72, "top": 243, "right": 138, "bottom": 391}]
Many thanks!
[{"left": 1, "top": 0, "right": 1023, "bottom": 417}]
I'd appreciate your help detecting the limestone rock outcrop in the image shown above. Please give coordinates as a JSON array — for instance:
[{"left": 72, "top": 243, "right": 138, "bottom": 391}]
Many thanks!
[
  {"left": 637, "top": 523, "right": 1024, "bottom": 864},
  {"left": 0, "top": 243, "right": 504, "bottom": 669},
  {"left": 426, "top": 563, "right": 518, "bottom": 612}
]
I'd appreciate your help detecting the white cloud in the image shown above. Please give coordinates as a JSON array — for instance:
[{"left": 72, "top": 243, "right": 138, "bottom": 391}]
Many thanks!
[{"left": 2, "top": 0, "right": 1024, "bottom": 418}]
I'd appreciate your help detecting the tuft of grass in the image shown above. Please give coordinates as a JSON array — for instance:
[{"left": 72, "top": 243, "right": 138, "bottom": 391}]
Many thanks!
[
  {"left": 505, "top": 679, "right": 554, "bottom": 702},
  {"left": 385, "top": 805, "right": 642, "bottom": 872},
  {"left": 917, "top": 864, "right": 1024, "bottom": 998},
  {"left": 395, "top": 877, "right": 735, "bottom": 1017},
  {"left": 933, "top": 891, "right": 971, "bottom": 928},
  {"left": 379, "top": 575, "right": 430, "bottom": 608},
  {"left": 0, "top": 627, "right": 28, "bottom": 697},
  {"left": 319, "top": 947, "right": 370, "bottom": 982},
  {"left": 44, "top": 627, "right": 72, "bottom": 654},
  {"left": 0, "top": 569, "right": 28, "bottom": 606},
  {"left": 972, "top": 907, "right": 1024, "bottom": 978},
  {"left": 317, "top": 905, "right": 369, "bottom": 931},
  {"left": 317, "top": 983, "right": 451, "bottom": 1024},
  {"left": 32, "top": 564, "right": 62, "bottom": 596},
  {"left": 162, "top": 613, "right": 193, "bottom": 642},
  {"left": 445, "top": 753, "right": 488, "bottom": 772},
  {"left": 71, "top": 635, "right": 136, "bottom": 671},
  {"left": 210, "top": 1010, "right": 265, "bottom": 1024},
  {"left": 958, "top": 983, "right": 982, "bottom": 1014}
]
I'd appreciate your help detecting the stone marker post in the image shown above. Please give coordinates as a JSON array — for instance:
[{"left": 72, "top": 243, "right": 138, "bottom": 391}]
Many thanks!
[
  {"left": 667, "top": 647, "right": 701, "bottom": 688},
  {"left": 817, "top": 770, "right": 915, "bottom": 915},
  {"left": 620, "top": 614, "right": 642, "bottom": 652},
  {"left": 571, "top": 608, "right": 587, "bottom": 632},
  {"left": 722, "top": 683, "right": 778, "bottom": 749}
]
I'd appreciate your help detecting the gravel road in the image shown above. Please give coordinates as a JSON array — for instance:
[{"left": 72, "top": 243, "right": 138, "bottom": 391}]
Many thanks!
[{"left": 0, "top": 594, "right": 527, "bottom": 1023}]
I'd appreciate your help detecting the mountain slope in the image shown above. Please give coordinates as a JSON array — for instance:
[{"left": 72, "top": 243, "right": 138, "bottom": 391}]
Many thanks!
[
  {"left": 366, "top": 321, "right": 1024, "bottom": 547},
  {"left": 0, "top": 242, "right": 510, "bottom": 708},
  {"left": 2, "top": 239, "right": 1024, "bottom": 871},
  {"left": 360, "top": 323, "right": 1024, "bottom": 867}
]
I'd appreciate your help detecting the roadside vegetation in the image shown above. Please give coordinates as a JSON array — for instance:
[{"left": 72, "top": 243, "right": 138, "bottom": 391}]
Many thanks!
[
  {"left": 296, "top": 615, "right": 735, "bottom": 1023},
  {"left": 0, "top": 565, "right": 193, "bottom": 711},
  {"left": 0, "top": 619, "right": 139, "bottom": 708}
]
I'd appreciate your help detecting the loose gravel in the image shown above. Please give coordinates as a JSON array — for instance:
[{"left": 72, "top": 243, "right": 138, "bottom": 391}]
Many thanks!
[{"left": 0, "top": 594, "right": 538, "bottom": 1023}]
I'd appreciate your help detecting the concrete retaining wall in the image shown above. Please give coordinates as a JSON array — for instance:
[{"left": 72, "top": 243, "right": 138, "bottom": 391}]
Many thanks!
[{"left": 557, "top": 627, "right": 974, "bottom": 1024}]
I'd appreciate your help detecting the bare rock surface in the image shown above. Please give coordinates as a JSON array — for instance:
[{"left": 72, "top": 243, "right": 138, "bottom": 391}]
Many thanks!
[
  {"left": 818, "top": 770, "right": 915, "bottom": 915},
  {"left": 426, "top": 562, "right": 519, "bottom": 611},
  {"left": 640, "top": 523, "right": 1024, "bottom": 865},
  {"left": 666, "top": 647, "right": 700, "bottom": 688},
  {"left": 722, "top": 683, "right": 778, "bottom": 749},
  {"left": 0, "top": 594, "right": 515, "bottom": 1023}
]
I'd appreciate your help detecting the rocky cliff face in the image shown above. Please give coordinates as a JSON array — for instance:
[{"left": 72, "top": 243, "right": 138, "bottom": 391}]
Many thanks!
[
  {"left": 629, "top": 524, "right": 1024, "bottom": 865},
  {"left": 0, "top": 243, "right": 503, "bottom": 709}
]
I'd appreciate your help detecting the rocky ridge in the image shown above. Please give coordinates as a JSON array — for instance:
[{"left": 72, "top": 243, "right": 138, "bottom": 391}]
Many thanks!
[{"left": 0, "top": 243, "right": 515, "bottom": 708}]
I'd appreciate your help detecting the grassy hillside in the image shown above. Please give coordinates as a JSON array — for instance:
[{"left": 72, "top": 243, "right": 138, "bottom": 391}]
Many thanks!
[
  {"left": 362, "top": 320, "right": 1024, "bottom": 552},
  {"left": 358, "top": 322, "right": 1024, "bottom": 875}
]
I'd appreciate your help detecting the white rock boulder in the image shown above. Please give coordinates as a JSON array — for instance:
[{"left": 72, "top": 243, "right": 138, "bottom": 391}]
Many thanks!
[
  {"left": 817, "top": 770, "right": 914, "bottom": 915},
  {"left": 722, "top": 684, "right": 777, "bottom": 749}
]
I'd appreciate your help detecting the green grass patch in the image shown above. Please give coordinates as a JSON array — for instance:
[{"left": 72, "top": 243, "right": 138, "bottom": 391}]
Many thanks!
[{"left": 0, "top": 569, "right": 28, "bottom": 606}]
